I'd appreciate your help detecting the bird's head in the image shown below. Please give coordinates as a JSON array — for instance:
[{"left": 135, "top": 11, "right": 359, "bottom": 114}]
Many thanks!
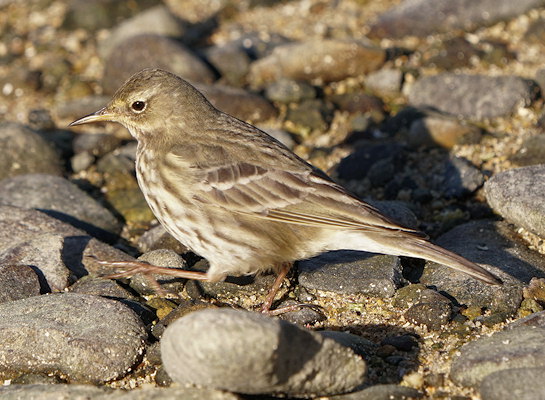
[{"left": 70, "top": 68, "right": 214, "bottom": 145}]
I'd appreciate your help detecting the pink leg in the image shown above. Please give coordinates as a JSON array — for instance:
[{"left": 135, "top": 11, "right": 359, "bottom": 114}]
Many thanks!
[{"left": 260, "top": 262, "right": 292, "bottom": 314}]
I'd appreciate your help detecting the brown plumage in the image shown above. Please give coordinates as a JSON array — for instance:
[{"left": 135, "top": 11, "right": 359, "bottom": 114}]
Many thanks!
[{"left": 70, "top": 68, "right": 501, "bottom": 310}]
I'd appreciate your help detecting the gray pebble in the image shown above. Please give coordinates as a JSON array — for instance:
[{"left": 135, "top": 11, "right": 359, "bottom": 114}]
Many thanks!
[
  {"left": 0, "top": 173, "right": 122, "bottom": 239},
  {"left": 485, "top": 165, "right": 545, "bottom": 238},
  {"left": 369, "top": 0, "right": 544, "bottom": 38},
  {"left": 332, "top": 383, "right": 423, "bottom": 399},
  {"left": 421, "top": 220, "right": 545, "bottom": 316},
  {"left": 409, "top": 74, "right": 537, "bottom": 120},
  {"left": 265, "top": 78, "right": 317, "bottom": 103},
  {"left": 0, "top": 293, "right": 146, "bottom": 383},
  {"left": 0, "top": 122, "right": 62, "bottom": 180},
  {"left": 161, "top": 308, "right": 366, "bottom": 396},
  {"left": 103, "top": 34, "right": 214, "bottom": 94},
  {"left": 365, "top": 68, "right": 404, "bottom": 97},
  {"left": 298, "top": 250, "right": 403, "bottom": 298},
  {"left": 439, "top": 156, "right": 485, "bottom": 198},
  {"left": 131, "top": 249, "right": 187, "bottom": 295}
]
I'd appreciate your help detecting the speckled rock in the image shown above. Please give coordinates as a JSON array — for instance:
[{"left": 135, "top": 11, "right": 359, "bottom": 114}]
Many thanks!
[
  {"left": 0, "top": 174, "right": 122, "bottom": 240},
  {"left": 408, "top": 74, "right": 537, "bottom": 120},
  {"left": 450, "top": 311, "right": 545, "bottom": 387},
  {"left": 0, "top": 122, "right": 62, "bottom": 180},
  {"left": 485, "top": 165, "right": 545, "bottom": 238},
  {"left": 421, "top": 220, "right": 542, "bottom": 317},
  {"left": 248, "top": 39, "right": 385, "bottom": 87},
  {"left": 161, "top": 308, "right": 366, "bottom": 397},
  {"left": 0, "top": 264, "right": 41, "bottom": 304},
  {"left": 298, "top": 250, "right": 403, "bottom": 298},
  {"left": 0, "top": 293, "right": 146, "bottom": 383}
]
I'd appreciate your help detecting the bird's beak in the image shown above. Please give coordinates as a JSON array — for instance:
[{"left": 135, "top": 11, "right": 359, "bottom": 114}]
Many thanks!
[{"left": 69, "top": 107, "right": 115, "bottom": 126}]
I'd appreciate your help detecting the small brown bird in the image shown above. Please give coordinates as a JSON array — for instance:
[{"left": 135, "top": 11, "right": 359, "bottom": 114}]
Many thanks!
[{"left": 71, "top": 68, "right": 501, "bottom": 312}]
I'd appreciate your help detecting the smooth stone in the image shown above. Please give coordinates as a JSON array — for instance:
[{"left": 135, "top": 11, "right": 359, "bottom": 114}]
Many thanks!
[
  {"left": 369, "top": 0, "right": 544, "bottom": 38},
  {"left": 479, "top": 367, "right": 545, "bottom": 400},
  {"left": 69, "top": 275, "right": 136, "bottom": 300},
  {"left": 0, "top": 122, "right": 62, "bottom": 180},
  {"left": 0, "top": 293, "right": 146, "bottom": 383},
  {"left": 195, "top": 83, "right": 277, "bottom": 123},
  {"left": 204, "top": 43, "right": 252, "bottom": 87},
  {"left": 285, "top": 99, "right": 332, "bottom": 131},
  {"left": 0, "top": 384, "right": 111, "bottom": 399},
  {"left": 105, "top": 386, "right": 243, "bottom": 399},
  {"left": 161, "top": 308, "right": 366, "bottom": 396},
  {"left": 72, "top": 133, "right": 122, "bottom": 157},
  {"left": 265, "top": 78, "right": 317, "bottom": 103},
  {"left": 103, "top": 34, "right": 214, "bottom": 94},
  {"left": 439, "top": 156, "right": 485, "bottom": 198},
  {"left": 450, "top": 316, "right": 545, "bottom": 387},
  {"left": 99, "top": 5, "right": 188, "bottom": 59},
  {"left": 130, "top": 249, "right": 187, "bottom": 295},
  {"left": 319, "top": 331, "right": 378, "bottom": 358},
  {"left": 509, "top": 134, "right": 545, "bottom": 166},
  {"left": 365, "top": 68, "right": 404, "bottom": 97},
  {"left": 0, "top": 205, "right": 134, "bottom": 280},
  {"left": 332, "top": 384, "right": 423, "bottom": 399},
  {"left": 0, "top": 173, "right": 122, "bottom": 239},
  {"left": 336, "top": 143, "right": 406, "bottom": 181},
  {"left": 407, "top": 115, "right": 481, "bottom": 149},
  {"left": 485, "top": 165, "right": 545, "bottom": 238},
  {"left": 0, "top": 264, "right": 41, "bottom": 304},
  {"left": 248, "top": 39, "right": 385, "bottom": 87},
  {"left": 408, "top": 74, "right": 537, "bottom": 120},
  {"left": 298, "top": 250, "right": 403, "bottom": 298},
  {"left": 277, "top": 300, "right": 327, "bottom": 325},
  {"left": 137, "top": 224, "right": 189, "bottom": 254},
  {"left": 71, "top": 151, "right": 95, "bottom": 172}
]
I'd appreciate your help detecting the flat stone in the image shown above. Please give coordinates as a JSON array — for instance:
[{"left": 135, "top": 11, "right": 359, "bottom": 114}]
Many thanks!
[
  {"left": 161, "top": 308, "right": 366, "bottom": 397},
  {"left": 450, "top": 314, "right": 545, "bottom": 387},
  {"left": 298, "top": 250, "right": 403, "bottom": 298},
  {"left": 0, "top": 293, "right": 146, "bottom": 383},
  {"left": 485, "top": 165, "right": 545, "bottom": 238},
  {"left": 0, "top": 174, "right": 122, "bottom": 240}
]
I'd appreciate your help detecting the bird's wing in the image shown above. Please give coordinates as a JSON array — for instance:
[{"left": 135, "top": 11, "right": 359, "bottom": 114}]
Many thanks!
[{"left": 177, "top": 153, "right": 422, "bottom": 235}]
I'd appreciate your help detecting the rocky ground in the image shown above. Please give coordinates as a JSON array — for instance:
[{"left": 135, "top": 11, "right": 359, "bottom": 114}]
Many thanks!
[{"left": 2, "top": 0, "right": 545, "bottom": 399}]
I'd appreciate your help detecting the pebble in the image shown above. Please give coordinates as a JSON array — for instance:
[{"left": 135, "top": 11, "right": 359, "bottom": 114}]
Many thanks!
[
  {"left": 248, "top": 39, "right": 385, "bottom": 87},
  {"left": 450, "top": 310, "right": 545, "bottom": 388},
  {"left": 394, "top": 285, "right": 453, "bottom": 330},
  {"left": 369, "top": 0, "right": 543, "bottom": 38},
  {"left": 99, "top": 5, "right": 188, "bottom": 59},
  {"left": 508, "top": 134, "right": 545, "bottom": 166},
  {"left": 336, "top": 143, "right": 406, "bottom": 181},
  {"left": 0, "top": 173, "right": 122, "bottom": 240},
  {"left": 0, "top": 293, "right": 146, "bottom": 383},
  {"left": 298, "top": 250, "right": 403, "bottom": 298},
  {"left": 365, "top": 68, "right": 404, "bottom": 97},
  {"left": 0, "top": 384, "right": 243, "bottom": 400},
  {"left": 408, "top": 74, "right": 537, "bottom": 120},
  {"left": 204, "top": 43, "right": 253, "bottom": 87},
  {"left": 479, "top": 367, "right": 545, "bottom": 400},
  {"left": 421, "top": 220, "right": 544, "bottom": 317},
  {"left": 265, "top": 78, "right": 317, "bottom": 103},
  {"left": 103, "top": 34, "right": 215, "bottom": 93},
  {"left": 161, "top": 308, "right": 366, "bottom": 396},
  {"left": 130, "top": 249, "right": 187, "bottom": 296},
  {"left": 407, "top": 114, "right": 481, "bottom": 149},
  {"left": 485, "top": 165, "right": 545, "bottom": 238},
  {"left": 137, "top": 224, "right": 189, "bottom": 254},
  {"left": 439, "top": 156, "right": 485, "bottom": 199},
  {"left": 333, "top": 383, "right": 423, "bottom": 399},
  {"left": 195, "top": 83, "right": 277, "bottom": 123},
  {"left": 0, "top": 122, "right": 62, "bottom": 180}
]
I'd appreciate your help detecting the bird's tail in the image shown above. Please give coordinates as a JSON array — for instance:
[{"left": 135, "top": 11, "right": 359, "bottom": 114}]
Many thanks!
[{"left": 399, "top": 237, "right": 502, "bottom": 285}]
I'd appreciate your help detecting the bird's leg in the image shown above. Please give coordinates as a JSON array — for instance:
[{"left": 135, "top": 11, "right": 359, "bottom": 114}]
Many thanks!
[{"left": 260, "top": 262, "right": 293, "bottom": 314}]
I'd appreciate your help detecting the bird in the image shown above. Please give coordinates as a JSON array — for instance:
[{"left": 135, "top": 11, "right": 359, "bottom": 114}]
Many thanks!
[{"left": 70, "top": 68, "right": 501, "bottom": 313}]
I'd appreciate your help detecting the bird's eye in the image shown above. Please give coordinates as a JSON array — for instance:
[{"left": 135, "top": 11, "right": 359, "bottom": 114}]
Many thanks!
[{"left": 131, "top": 101, "right": 146, "bottom": 112}]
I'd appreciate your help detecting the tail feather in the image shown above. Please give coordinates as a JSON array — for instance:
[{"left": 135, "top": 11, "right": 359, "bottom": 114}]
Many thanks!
[{"left": 407, "top": 239, "right": 502, "bottom": 285}]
